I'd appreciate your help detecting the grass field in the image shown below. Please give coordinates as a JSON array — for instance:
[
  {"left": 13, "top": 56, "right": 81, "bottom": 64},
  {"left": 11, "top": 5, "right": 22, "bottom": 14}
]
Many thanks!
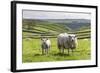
[{"left": 22, "top": 38, "right": 91, "bottom": 63}]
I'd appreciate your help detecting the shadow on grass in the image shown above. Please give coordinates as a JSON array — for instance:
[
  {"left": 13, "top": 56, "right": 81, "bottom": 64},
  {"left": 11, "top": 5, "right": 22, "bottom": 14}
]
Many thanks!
[
  {"left": 52, "top": 53, "right": 70, "bottom": 56},
  {"left": 33, "top": 53, "right": 50, "bottom": 56},
  {"left": 34, "top": 54, "right": 42, "bottom": 56},
  {"left": 33, "top": 53, "right": 71, "bottom": 57}
]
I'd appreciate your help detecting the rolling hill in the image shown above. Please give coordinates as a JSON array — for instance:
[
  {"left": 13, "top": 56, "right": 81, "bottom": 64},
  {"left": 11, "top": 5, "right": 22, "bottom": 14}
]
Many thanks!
[
  {"left": 22, "top": 19, "right": 91, "bottom": 39},
  {"left": 42, "top": 19, "right": 90, "bottom": 31},
  {"left": 22, "top": 19, "right": 71, "bottom": 34}
]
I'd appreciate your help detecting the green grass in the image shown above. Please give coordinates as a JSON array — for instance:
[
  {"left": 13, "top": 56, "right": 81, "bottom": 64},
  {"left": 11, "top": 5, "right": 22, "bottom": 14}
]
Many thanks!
[
  {"left": 22, "top": 19, "right": 91, "bottom": 63},
  {"left": 22, "top": 38, "right": 91, "bottom": 63}
]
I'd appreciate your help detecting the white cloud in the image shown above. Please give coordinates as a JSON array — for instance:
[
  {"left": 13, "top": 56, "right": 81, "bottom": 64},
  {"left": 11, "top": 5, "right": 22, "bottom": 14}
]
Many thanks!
[{"left": 23, "top": 10, "right": 91, "bottom": 19}]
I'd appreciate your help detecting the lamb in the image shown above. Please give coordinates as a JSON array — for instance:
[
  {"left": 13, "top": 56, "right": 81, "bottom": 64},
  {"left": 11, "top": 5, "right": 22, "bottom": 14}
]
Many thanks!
[{"left": 41, "top": 37, "right": 51, "bottom": 55}]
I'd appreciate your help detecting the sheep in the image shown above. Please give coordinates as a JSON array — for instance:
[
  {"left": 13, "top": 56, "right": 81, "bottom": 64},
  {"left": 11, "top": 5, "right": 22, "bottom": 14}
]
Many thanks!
[
  {"left": 41, "top": 37, "right": 51, "bottom": 55},
  {"left": 57, "top": 33, "right": 78, "bottom": 55}
]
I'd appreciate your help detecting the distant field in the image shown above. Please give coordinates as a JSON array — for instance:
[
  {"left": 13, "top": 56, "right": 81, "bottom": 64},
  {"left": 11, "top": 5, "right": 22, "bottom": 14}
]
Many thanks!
[{"left": 22, "top": 38, "right": 91, "bottom": 63}]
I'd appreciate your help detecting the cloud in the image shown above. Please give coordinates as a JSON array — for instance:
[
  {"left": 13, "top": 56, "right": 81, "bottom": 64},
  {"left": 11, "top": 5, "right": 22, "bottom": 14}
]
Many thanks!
[{"left": 23, "top": 10, "right": 91, "bottom": 19}]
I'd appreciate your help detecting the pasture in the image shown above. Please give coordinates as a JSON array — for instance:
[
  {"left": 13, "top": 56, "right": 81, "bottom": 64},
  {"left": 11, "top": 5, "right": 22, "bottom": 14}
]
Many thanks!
[
  {"left": 22, "top": 18, "right": 91, "bottom": 63},
  {"left": 22, "top": 38, "right": 91, "bottom": 63}
]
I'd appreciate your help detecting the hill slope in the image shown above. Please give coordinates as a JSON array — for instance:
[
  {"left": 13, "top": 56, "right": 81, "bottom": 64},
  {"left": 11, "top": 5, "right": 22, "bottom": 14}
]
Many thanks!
[
  {"left": 42, "top": 19, "right": 90, "bottom": 31},
  {"left": 22, "top": 19, "right": 91, "bottom": 39},
  {"left": 22, "top": 19, "right": 71, "bottom": 35}
]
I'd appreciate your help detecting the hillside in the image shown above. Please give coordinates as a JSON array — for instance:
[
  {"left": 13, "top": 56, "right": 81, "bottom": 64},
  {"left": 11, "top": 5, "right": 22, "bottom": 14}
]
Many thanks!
[
  {"left": 42, "top": 19, "right": 90, "bottom": 31},
  {"left": 22, "top": 19, "right": 71, "bottom": 35},
  {"left": 22, "top": 19, "right": 91, "bottom": 39}
]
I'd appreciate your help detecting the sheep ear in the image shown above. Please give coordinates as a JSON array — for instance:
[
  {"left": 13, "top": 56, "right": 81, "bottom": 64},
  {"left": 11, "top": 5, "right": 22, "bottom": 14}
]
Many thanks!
[{"left": 75, "top": 35, "right": 77, "bottom": 38}]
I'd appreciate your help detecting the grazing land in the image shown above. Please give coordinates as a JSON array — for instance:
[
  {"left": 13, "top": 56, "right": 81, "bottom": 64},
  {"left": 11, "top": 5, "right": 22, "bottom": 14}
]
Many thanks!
[
  {"left": 22, "top": 19, "right": 91, "bottom": 63},
  {"left": 22, "top": 38, "right": 91, "bottom": 63}
]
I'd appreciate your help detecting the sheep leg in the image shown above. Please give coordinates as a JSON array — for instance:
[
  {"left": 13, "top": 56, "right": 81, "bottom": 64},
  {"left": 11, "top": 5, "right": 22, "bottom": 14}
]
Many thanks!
[
  {"left": 72, "top": 49, "right": 73, "bottom": 53},
  {"left": 72, "top": 49, "right": 74, "bottom": 55},
  {"left": 46, "top": 49, "right": 48, "bottom": 55},
  {"left": 58, "top": 44, "right": 62, "bottom": 54},
  {"left": 44, "top": 49, "right": 48, "bottom": 55},
  {"left": 68, "top": 48, "right": 70, "bottom": 55},
  {"left": 44, "top": 49, "right": 46, "bottom": 54},
  {"left": 48, "top": 46, "right": 50, "bottom": 53},
  {"left": 60, "top": 48, "right": 64, "bottom": 54},
  {"left": 62, "top": 48, "right": 64, "bottom": 54},
  {"left": 59, "top": 49, "right": 62, "bottom": 54},
  {"left": 42, "top": 49, "right": 44, "bottom": 55}
]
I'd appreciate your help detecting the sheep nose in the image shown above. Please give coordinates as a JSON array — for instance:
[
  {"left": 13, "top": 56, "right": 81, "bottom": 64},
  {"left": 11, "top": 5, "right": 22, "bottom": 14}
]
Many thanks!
[{"left": 72, "top": 39, "right": 74, "bottom": 42}]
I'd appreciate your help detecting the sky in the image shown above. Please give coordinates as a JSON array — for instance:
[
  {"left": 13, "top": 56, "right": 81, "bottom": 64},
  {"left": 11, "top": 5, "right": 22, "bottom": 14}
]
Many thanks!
[{"left": 23, "top": 10, "right": 91, "bottom": 19}]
